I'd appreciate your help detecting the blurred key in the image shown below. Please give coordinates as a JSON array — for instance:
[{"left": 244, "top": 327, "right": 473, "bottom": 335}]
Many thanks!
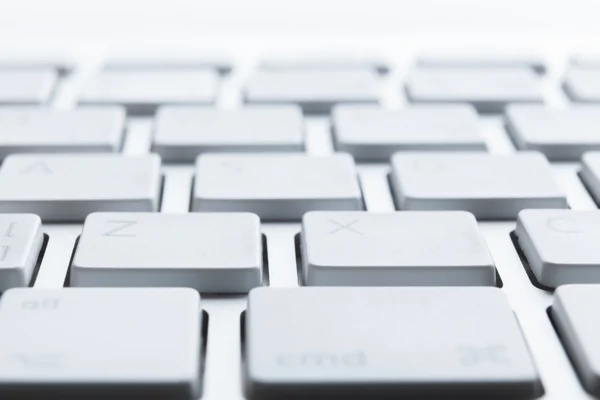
[
  {"left": 553, "top": 285, "right": 600, "bottom": 397},
  {"left": 405, "top": 68, "right": 543, "bottom": 113},
  {"left": 259, "top": 51, "right": 388, "bottom": 74},
  {"left": 245, "top": 70, "right": 379, "bottom": 114},
  {"left": 104, "top": 50, "right": 232, "bottom": 74},
  {"left": 153, "top": 106, "right": 304, "bottom": 162},
  {"left": 72, "top": 212, "right": 263, "bottom": 293},
  {"left": 0, "top": 107, "right": 125, "bottom": 159},
  {"left": 564, "top": 68, "right": 600, "bottom": 103},
  {"left": 517, "top": 210, "right": 600, "bottom": 287},
  {"left": 0, "top": 52, "right": 74, "bottom": 75},
  {"left": 301, "top": 211, "right": 495, "bottom": 286},
  {"left": 0, "top": 214, "right": 43, "bottom": 291},
  {"left": 245, "top": 287, "right": 541, "bottom": 400},
  {"left": 0, "top": 288, "right": 202, "bottom": 400},
  {"left": 0, "top": 154, "right": 161, "bottom": 222},
  {"left": 417, "top": 52, "right": 546, "bottom": 74},
  {"left": 78, "top": 70, "right": 219, "bottom": 115},
  {"left": 506, "top": 105, "right": 600, "bottom": 161},
  {"left": 193, "top": 153, "right": 363, "bottom": 220},
  {"left": 332, "top": 104, "right": 485, "bottom": 161},
  {"left": 578, "top": 152, "right": 600, "bottom": 203},
  {"left": 0, "top": 70, "right": 57, "bottom": 105},
  {"left": 390, "top": 152, "right": 567, "bottom": 219},
  {"left": 570, "top": 54, "right": 600, "bottom": 68}
]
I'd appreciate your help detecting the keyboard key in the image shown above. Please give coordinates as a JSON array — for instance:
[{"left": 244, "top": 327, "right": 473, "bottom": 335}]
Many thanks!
[
  {"left": 505, "top": 105, "right": 600, "bottom": 161},
  {"left": 0, "top": 154, "right": 161, "bottom": 222},
  {"left": 0, "top": 70, "right": 57, "bottom": 105},
  {"left": 0, "top": 107, "right": 125, "bottom": 159},
  {"left": 0, "top": 52, "right": 74, "bottom": 75},
  {"left": 78, "top": 70, "right": 219, "bottom": 115},
  {"left": 301, "top": 211, "right": 495, "bottom": 286},
  {"left": 571, "top": 54, "right": 600, "bottom": 68},
  {"left": 259, "top": 52, "right": 388, "bottom": 74},
  {"left": 578, "top": 152, "right": 600, "bottom": 203},
  {"left": 417, "top": 52, "right": 546, "bottom": 74},
  {"left": 72, "top": 212, "right": 262, "bottom": 293},
  {"left": 0, "top": 288, "right": 202, "bottom": 400},
  {"left": 153, "top": 106, "right": 304, "bottom": 162},
  {"left": 193, "top": 153, "right": 362, "bottom": 220},
  {"left": 553, "top": 285, "right": 600, "bottom": 397},
  {"left": 244, "top": 70, "right": 379, "bottom": 114},
  {"left": 245, "top": 287, "right": 541, "bottom": 400},
  {"left": 332, "top": 104, "right": 485, "bottom": 161},
  {"left": 516, "top": 210, "right": 600, "bottom": 287},
  {"left": 564, "top": 68, "right": 600, "bottom": 103},
  {"left": 390, "top": 152, "right": 567, "bottom": 219},
  {"left": 405, "top": 68, "right": 543, "bottom": 113},
  {"left": 103, "top": 50, "right": 232, "bottom": 74},
  {"left": 0, "top": 214, "right": 43, "bottom": 291}
]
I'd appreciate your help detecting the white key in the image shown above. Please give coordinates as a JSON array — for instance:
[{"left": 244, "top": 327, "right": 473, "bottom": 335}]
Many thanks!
[
  {"left": 103, "top": 50, "right": 232, "bottom": 74},
  {"left": 516, "top": 210, "right": 600, "bottom": 287},
  {"left": 417, "top": 52, "right": 546, "bottom": 74},
  {"left": 570, "top": 54, "right": 600, "bottom": 68},
  {"left": 332, "top": 104, "right": 485, "bottom": 161},
  {"left": 390, "top": 152, "right": 567, "bottom": 219},
  {"left": 564, "top": 68, "right": 600, "bottom": 103},
  {"left": 244, "top": 70, "right": 380, "bottom": 114},
  {"left": 579, "top": 152, "right": 600, "bottom": 204},
  {"left": 78, "top": 70, "right": 219, "bottom": 115},
  {"left": 0, "top": 214, "right": 43, "bottom": 291},
  {"left": 0, "top": 107, "right": 125, "bottom": 159},
  {"left": 0, "top": 52, "right": 74, "bottom": 75},
  {"left": 505, "top": 105, "right": 600, "bottom": 161},
  {"left": 153, "top": 106, "right": 304, "bottom": 162},
  {"left": 553, "top": 285, "right": 600, "bottom": 397},
  {"left": 193, "top": 153, "right": 363, "bottom": 221},
  {"left": 405, "top": 68, "right": 543, "bottom": 113},
  {"left": 0, "top": 154, "right": 161, "bottom": 222},
  {"left": 72, "top": 212, "right": 263, "bottom": 293},
  {"left": 301, "top": 211, "right": 495, "bottom": 286},
  {"left": 259, "top": 51, "right": 388, "bottom": 74},
  {"left": 246, "top": 287, "right": 541, "bottom": 400},
  {"left": 0, "top": 288, "right": 202, "bottom": 400},
  {"left": 0, "top": 70, "right": 57, "bottom": 105}
]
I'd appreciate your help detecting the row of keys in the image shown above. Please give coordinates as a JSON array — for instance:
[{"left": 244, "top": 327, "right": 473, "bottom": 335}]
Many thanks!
[
  {"left": 0, "top": 151, "right": 584, "bottom": 221},
  {"left": 11, "top": 285, "right": 600, "bottom": 399},
  {"left": 4, "top": 104, "right": 600, "bottom": 162},
  {"left": 8, "top": 66, "right": 600, "bottom": 114},
  {"left": 8, "top": 209, "right": 600, "bottom": 292}
]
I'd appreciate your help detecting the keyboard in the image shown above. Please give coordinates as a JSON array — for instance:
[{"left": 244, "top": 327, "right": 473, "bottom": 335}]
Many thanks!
[{"left": 2, "top": 43, "right": 600, "bottom": 400}]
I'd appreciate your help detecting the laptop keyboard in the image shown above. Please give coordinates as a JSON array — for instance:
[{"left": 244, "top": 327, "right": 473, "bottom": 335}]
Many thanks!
[{"left": 0, "top": 48, "right": 598, "bottom": 399}]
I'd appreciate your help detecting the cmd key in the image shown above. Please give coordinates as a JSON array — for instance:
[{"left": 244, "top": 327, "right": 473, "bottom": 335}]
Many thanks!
[
  {"left": 0, "top": 288, "right": 203, "bottom": 400},
  {"left": 245, "top": 287, "right": 541, "bottom": 400},
  {"left": 193, "top": 153, "right": 363, "bottom": 220},
  {"left": 0, "top": 154, "right": 162, "bottom": 222},
  {"left": 390, "top": 152, "right": 568, "bottom": 219}
]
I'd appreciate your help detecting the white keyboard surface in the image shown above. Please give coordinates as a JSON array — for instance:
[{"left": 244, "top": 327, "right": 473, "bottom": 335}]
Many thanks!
[{"left": 2, "top": 37, "right": 600, "bottom": 400}]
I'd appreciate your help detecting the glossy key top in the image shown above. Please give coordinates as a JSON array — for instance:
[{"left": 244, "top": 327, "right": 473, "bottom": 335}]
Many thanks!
[
  {"left": 245, "top": 287, "right": 541, "bottom": 400},
  {"left": 0, "top": 288, "right": 202, "bottom": 400}
]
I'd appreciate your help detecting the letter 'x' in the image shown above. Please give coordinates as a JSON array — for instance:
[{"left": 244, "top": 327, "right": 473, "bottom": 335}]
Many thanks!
[{"left": 327, "top": 219, "right": 363, "bottom": 235}]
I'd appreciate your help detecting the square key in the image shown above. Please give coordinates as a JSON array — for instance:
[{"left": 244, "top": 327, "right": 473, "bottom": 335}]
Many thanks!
[
  {"left": 78, "top": 70, "right": 219, "bottom": 115},
  {"left": 0, "top": 154, "right": 162, "bottom": 222},
  {"left": 245, "top": 287, "right": 541, "bottom": 400},
  {"left": 390, "top": 152, "right": 567, "bottom": 219},
  {"left": 516, "top": 210, "right": 600, "bottom": 287},
  {"left": 0, "top": 70, "right": 57, "bottom": 105},
  {"left": 405, "top": 67, "right": 543, "bottom": 113},
  {"left": 301, "top": 211, "right": 495, "bottom": 286},
  {"left": 153, "top": 106, "right": 304, "bottom": 162},
  {"left": 72, "top": 212, "right": 263, "bottom": 293},
  {"left": 193, "top": 153, "right": 363, "bottom": 221},
  {"left": 244, "top": 70, "right": 380, "bottom": 114},
  {"left": 0, "top": 107, "right": 125, "bottom": 159},
  {"left": 0, "top": 288, "right": 202, "bottom": 400},
  {"left": 0, "top": 214, "right": 43, "bottom": 291},
  {"left": 332, "top": 104, "right": 485, "bottom": 161},
  {"left": 505, "top": 105, "right": 600, "bottom": 161}
]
